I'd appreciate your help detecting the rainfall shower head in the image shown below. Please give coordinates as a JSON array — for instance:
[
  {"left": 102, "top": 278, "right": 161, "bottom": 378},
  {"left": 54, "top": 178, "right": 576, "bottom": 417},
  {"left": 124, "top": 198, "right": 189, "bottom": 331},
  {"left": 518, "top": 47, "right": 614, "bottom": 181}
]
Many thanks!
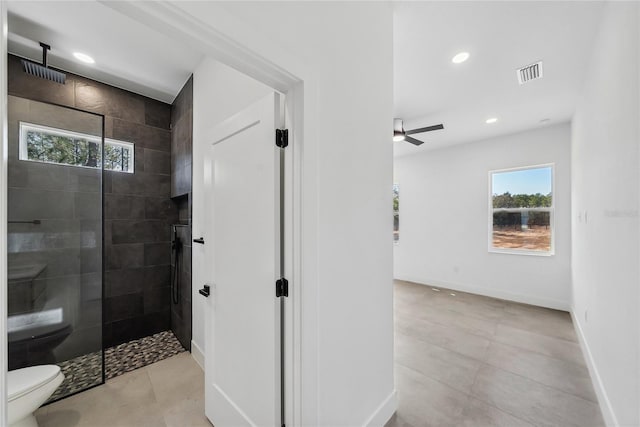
[{"left": 21, "top": 42, "right": 66, "bottom": 84}]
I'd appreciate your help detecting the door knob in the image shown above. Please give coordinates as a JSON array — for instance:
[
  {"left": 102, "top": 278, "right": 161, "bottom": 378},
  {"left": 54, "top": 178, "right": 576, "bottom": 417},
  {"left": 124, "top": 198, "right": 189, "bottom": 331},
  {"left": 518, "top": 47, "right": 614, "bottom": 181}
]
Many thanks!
[{"left": 199, "top": 284, "right": 210, "bottom": 297}]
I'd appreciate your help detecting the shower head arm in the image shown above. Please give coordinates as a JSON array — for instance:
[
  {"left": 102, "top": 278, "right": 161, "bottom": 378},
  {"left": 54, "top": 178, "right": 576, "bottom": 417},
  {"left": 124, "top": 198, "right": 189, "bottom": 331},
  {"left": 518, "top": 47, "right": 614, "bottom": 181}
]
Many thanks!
[{"left": 39, "top": 42, "right": 50, "bottom": 67}]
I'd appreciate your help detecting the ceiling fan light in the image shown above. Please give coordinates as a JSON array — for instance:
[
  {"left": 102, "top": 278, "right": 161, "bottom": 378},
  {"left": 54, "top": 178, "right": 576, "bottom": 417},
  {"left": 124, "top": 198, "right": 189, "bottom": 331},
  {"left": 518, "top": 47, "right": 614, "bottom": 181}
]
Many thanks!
[
  {"left": 393, "top": 131, "right": 406, "bottom": 142},
  {"left": 452, "top": 52, "right": 470, "bottom": 64}
]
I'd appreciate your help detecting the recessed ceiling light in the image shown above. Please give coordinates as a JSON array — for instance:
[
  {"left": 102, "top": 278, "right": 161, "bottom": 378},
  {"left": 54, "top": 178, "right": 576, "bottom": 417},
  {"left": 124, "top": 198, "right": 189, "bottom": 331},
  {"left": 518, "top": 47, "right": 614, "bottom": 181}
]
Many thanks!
[
  {"left": 73, "top": 52, "right": 95, "bottom": 64},
  {"left": 452, "top": 52, "right": 470, "bottom": 64},
  {"left": 539, "top": 118, "right": 551, "bottom": 124},
  {"left": 485, "top": 117, "right": 498, "bottom": 124}
]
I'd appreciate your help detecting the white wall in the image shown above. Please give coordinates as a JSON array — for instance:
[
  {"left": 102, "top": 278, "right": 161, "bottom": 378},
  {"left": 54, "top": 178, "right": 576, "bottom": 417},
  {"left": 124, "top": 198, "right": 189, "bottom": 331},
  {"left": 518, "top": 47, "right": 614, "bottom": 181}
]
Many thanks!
[
  {"left": 394, "top": 123, "right": 572, "bottom": 310},
  {"left": 571, "top": 2, "right": 639, "bottom": 426},
  {"left": 191, "top": 57, "right": 272, "bottom": 366},
  {"left": 185, "top": 3, "right": 395, "bottom": 425}
]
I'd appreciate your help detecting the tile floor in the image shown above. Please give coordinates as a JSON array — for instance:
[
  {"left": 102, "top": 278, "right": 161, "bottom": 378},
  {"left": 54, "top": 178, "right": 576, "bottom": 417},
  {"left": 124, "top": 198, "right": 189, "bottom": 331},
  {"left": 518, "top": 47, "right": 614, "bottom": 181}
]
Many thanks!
[
  {"left": 36, "top": 280, "right": 604, "bottom": 427},
  {"left": 35, "top": 352, "right": 211, "bottom": 427},
  {"left": 386, "top": 280, "right": 604, "bottom": 427}
]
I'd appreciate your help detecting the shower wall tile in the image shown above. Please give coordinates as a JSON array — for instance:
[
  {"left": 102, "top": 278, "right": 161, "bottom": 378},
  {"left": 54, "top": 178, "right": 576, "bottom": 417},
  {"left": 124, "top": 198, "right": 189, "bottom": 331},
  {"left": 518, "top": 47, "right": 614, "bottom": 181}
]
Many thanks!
[
  {"left": 111, "top": 220, "right": 169, "bottom": 244},
  {"left": 9, "top": 248, "right": 82, "bottom": 279},
  {"left": 105, "top": 195, "right": 146, "bottom": 220},
  {"left": 80, "top": 248, "right": 101, "bottom": 275},
  {"left": 110, "top": 172, "right": 171, "bottom": 197},
  {"left": 106, "top": 293, "right": 144, "bottom": 323},
  {"left": 144, "top": 99, "right": 171, "bottom": 130},
  {"left": 134, "top": 146, "right": 145, "bottom": 174},
  {"left": 106, "top": 268, "right": 144, "bottom": 298},
  {"left": 112, "top": 119, "right": 171, "bottom": 152},
  {"left": 141, "top": 310, "right": 170, "bottom": 336},
  {"left": 145, "top": 197, "right": 177, "bottom": 220},
  {"left": 78, "top": 298, "right": 102, "bottom": 328},
  {"left": 170, "top": 76, "right": 192, "bottom": 198},
  {"left": 144, "top": 243, "right": 170, "bottom": 266},
  {"left": 75, "top": 80, "right": 145, "bottom": 124},
  {"left": 8, "top": 162, "right": 69, "bottom": 191},
  {"left": 74, "top": 192, "right": 101, "bottom": 220},
  {"left": 106, "top": 244, "right": 144, "bottom": 270},
  {"left": 67, "top": 168, "right": 102, "bottom": 193},
  {"left": 81, "top": 273, "right": 102, "bottom": 301},
  {"left": 144, "top": 149, "right": 171, "bottom": 175},
  {"left": 103, "top": 173, "right": 113, "bottom": 194},
  {"left": 8, "top": 188, "right": 74, "bottom": 220},
  {"left": 105, "top": 310, "right": 169, "bottom": 348},
  {"left": 144, "top": 286, "right": 170, "bottom": 314},
  {"left": 104, "top": 116, "right": 115, "bottom": 139},
  {"left": 9, "top": 53, "right": 177, "bottom": 349},
  {"left": 144, "top": 265, "right": 171, "bottom": 289}
]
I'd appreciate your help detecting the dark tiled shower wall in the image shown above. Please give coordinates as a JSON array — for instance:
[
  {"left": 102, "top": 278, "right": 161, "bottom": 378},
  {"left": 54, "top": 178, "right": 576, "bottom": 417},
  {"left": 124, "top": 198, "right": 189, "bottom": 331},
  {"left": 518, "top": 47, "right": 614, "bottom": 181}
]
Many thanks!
[
  {"left": 170, "top": 77, "right": 193, "bottom": 350},
  {"left": 7, "top": 96, "right": 103, "bottom": 368},
  {"left": 171, "top": 76, "right": 192, "bottom": 198},
  {"left": 8, "top": 54, "right": 178, "bottom": 348}
]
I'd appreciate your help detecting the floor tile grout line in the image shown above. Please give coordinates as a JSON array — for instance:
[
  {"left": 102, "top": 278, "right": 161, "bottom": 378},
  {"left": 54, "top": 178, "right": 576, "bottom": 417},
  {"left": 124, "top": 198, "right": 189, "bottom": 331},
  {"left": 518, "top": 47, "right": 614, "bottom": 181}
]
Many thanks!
[
  {"left": 484, "top": 335, "right": 592, "bottom": 374},
  {"left": 393, "top": 358, "right": 477, "bottom": 398},
  {"left": 495, "top": 316, "right": 581, "bottom": 344},
  {"left": 473, "top": 357, "right": 601, "bottom": 406},
  {"left": 394, "top": 328, "right": 491, "bottom": 366},
  {"left": 394, "top": 308, "right": 499, "bottom": 340},
  {"left": 489, "top": 328, "right": 587, "bottom": 369},
  {"left": 394, "top": 360, "right": 539, "bottom": 427},
  {"left": 465, "top": 369, "right": 544, "bottom": 427}
]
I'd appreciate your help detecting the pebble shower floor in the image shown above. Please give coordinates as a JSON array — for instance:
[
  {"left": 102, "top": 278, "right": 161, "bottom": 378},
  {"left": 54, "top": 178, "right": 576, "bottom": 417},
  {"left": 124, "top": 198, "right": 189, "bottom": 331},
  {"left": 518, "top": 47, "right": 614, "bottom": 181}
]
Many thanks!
[{"left": 48, "top": 330, "right": 185, "bottom": 402}]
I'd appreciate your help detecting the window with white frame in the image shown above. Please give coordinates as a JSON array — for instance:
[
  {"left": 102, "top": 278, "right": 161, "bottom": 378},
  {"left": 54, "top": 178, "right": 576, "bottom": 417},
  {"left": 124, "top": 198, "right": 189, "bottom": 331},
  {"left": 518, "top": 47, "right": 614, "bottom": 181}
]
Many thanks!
[
  {"left": 20, "top": 122, "right": 134, "bottom": 173},
  {"left": 489, "top": 164, "right": 554, "bottom": 255}
]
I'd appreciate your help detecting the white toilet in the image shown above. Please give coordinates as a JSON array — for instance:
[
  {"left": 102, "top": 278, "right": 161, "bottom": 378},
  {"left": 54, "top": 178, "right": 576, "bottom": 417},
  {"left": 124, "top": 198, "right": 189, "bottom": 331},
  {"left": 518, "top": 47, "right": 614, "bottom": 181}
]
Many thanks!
[{"left": 8, "top": 365, "right": 64, "bottom": 427}]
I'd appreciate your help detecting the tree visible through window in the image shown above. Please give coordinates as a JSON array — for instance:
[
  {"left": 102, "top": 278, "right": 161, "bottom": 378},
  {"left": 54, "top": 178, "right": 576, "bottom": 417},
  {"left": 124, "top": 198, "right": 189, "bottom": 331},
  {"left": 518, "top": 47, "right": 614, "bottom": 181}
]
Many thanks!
[
  {"left": 393, "top": 183, "right": 399, "bottom": 242},
  {"left": 20, "top": 122, "right": 134, "bottom": 173},
  {"left": 490, "top": 165, "right": 553, "bottom": 254}
]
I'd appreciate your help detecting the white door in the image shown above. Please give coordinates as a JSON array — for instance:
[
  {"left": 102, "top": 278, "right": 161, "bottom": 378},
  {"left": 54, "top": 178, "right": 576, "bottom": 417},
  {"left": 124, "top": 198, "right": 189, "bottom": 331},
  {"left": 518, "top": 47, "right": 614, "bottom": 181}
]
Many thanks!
[{"left": 203, "top": 93, "right": 283, "bottom": 427}]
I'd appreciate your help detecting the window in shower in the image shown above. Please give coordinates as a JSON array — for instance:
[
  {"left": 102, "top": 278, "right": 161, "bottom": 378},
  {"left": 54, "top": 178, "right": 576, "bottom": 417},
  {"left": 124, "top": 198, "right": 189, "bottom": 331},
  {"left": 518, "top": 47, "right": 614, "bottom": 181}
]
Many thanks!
[{"left": 19, "top": 122, "right": 134, "bottom": 173}]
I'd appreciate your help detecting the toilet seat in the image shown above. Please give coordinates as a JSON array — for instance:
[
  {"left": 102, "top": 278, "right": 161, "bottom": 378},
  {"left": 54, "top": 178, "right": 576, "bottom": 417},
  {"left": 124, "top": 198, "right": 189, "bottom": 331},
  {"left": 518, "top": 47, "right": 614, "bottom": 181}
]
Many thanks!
[{"left": 8, "top": 365, "right": 61, "bottom": 402}]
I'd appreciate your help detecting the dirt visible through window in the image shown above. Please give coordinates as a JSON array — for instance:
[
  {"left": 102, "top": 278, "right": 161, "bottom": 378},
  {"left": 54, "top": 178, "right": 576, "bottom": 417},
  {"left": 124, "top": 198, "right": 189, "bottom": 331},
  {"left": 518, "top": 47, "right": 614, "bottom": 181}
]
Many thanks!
[{"left": 492, "top": 226, "right": 551, "bottom": 251}]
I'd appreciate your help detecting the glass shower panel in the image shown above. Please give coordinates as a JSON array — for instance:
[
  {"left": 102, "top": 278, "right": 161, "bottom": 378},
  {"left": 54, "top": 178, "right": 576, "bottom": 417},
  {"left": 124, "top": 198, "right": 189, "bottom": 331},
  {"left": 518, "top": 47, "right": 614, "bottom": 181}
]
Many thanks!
[{"left": 7, "top": 95, "right": 103, "bottom": 401}]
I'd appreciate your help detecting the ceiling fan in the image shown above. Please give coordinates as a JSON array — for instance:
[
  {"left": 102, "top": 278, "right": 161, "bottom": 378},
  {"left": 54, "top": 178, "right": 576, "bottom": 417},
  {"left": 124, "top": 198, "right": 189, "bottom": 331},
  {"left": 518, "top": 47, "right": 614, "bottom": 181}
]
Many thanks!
[{"left": 393, "top": 118, "right": 444, "bottom": 145}]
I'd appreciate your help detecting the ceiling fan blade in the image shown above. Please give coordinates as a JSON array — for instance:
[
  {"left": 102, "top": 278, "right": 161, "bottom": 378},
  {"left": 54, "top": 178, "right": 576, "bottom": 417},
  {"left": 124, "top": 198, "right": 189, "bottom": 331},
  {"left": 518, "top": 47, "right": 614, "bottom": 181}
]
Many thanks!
[
  {"left": 405, "top": 136, "right": 425, "bottom": 146},
  {"left": 406, "top": 124, "right": 444, "bottom": 135}
]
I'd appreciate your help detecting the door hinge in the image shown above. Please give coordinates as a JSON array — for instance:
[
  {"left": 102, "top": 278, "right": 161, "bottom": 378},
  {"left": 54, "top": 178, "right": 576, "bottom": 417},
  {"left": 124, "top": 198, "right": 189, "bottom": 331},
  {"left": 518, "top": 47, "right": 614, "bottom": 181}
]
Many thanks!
[
  {"left": 276, "top": 278, "right": 289, "bottom": 297},
  {"left": 276, "top": 129, "right": 288, "bottom": 148}
]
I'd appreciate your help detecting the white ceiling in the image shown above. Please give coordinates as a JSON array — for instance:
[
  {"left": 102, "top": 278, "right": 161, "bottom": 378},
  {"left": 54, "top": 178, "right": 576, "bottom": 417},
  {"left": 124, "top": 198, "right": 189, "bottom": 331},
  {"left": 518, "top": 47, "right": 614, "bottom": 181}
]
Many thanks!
[
  {"left": 393, "top": 1, "right": 605, "bottom": 157},
  {"left": 6, "top": 1, "right": 605, "bottom": 145},
  {"left": 7, "top": 1, "right": 203, "bottom": 104}
]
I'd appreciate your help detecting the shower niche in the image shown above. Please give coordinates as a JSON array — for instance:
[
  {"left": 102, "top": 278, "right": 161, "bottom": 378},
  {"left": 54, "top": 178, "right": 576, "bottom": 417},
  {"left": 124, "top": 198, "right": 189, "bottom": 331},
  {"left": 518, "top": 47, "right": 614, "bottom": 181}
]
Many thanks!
[{"left": 7, "top": 95, "right": 104, "bottom": 400}]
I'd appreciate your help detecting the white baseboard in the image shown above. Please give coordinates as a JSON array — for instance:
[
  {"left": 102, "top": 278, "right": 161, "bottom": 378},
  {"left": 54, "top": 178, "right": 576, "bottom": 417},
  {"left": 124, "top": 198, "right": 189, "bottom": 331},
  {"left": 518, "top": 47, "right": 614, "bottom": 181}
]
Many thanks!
[
  {"left": 394, "top": 276, "right": 570, "bottom": 311},
  {"left": 570, "top": 311, "right": 618, "bottom": 427},
  {"left": 191, "top": 340, "right": 205, "bottom": 371},
  {"left": 362, "top": 390, "right": 397, "bottom": 427}
]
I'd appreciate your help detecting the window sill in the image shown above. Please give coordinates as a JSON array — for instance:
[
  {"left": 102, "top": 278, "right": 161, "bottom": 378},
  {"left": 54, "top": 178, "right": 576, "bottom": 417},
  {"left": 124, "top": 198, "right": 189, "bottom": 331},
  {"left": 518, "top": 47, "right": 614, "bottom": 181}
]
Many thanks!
[{"left": 488, "top": 248, "right": 554, "bottom": 257}]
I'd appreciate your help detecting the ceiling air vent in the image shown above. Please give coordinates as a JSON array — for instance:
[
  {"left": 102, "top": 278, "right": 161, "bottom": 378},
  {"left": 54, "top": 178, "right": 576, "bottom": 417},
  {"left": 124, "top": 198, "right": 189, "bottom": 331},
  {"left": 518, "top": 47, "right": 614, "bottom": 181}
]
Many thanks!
[{"left": 517, "top": 61, "right": 543, "bottom": 85}]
